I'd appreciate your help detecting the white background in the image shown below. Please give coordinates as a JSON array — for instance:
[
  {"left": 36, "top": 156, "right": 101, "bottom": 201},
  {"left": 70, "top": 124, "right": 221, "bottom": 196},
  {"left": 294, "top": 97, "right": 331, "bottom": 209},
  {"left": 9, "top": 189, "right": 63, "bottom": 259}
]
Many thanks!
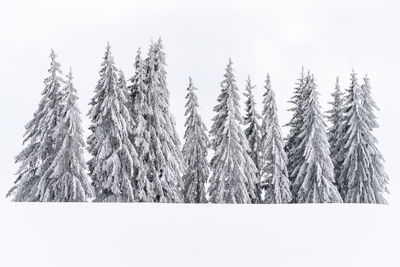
[{"left": 1, "top": 1, "right": 399, "bottom": 266}]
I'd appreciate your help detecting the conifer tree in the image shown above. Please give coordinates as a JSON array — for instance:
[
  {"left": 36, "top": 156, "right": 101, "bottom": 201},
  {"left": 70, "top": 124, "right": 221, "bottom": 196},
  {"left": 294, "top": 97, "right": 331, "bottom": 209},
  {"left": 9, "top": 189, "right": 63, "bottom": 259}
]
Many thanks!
[
  {"left": 87, "top": 43, "right": 139, "bottom": 202},
  {"left": 128, "top": 48, "right": 153, "bottom": 202},
  {"left": 37, "top": 69, "right": 94, "bottom": 201},
  {"left": 337, "top": 71, "right": 388, "bottom": 203},
  {"left": 7, "top": 50, "right": 64, "bottom": 201},
  {"left": 260, "top": 74, "right": 292, "bottom": 204},
  {"left": 284, "top": 67, "right": 306, "bottom": 183},
  {"left": 142, "top": 39, "right": 184, "bottom": 202},
  {"left": 326, "top": 77, "right": 344, "bottom": 183},
  {"left": 292, "top": 74, "right": 342, "bottom": 203},
  {"left": 208, "top": 59, "right": 258, "bottom": 203},
  {"left": 243, "top": 76, "right": 261, "bottom": 171},
  {"left": 181, "top": 78, "right": 210, "bottom": 203}
]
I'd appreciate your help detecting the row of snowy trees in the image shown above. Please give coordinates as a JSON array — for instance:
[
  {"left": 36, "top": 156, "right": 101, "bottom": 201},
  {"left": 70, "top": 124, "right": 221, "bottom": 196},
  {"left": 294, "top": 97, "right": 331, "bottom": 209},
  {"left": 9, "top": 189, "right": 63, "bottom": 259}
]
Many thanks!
[
  {"left": 7, "top": 40, "right": 389, "bottom": 203},
  {"left": 283, "top": 69, "right": 388, "bottom": 203}
]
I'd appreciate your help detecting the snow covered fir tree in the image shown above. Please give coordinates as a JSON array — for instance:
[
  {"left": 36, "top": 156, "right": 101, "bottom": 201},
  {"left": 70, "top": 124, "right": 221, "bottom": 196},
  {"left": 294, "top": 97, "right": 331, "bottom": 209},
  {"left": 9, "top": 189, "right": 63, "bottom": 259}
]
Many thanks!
[
  {"left": 242, "top": 76, "right": 262, "bottom": 202},
  {"left": 37, "top": 69, "right": 94, "bottom": 201},
  {"left": 208, "top": 59, "right": 259, "bottom": 203},
  {"left": 8, "top": 50, "right": 67, "bottom": 201},
  {"left": 336, "top": 71, "right": 389, "bottom": 203},
  {"left": 243, "top": 76, "right": 261, "bottom": 172},
  {"left": 290, "top": 73, "right": 342, "bottom": 203},
  {"left": 326, "top": 77, "right": 344, "bottom": 184},
  {"left": 87, "top": 43, "right": 139, "bottom": 202},
  {"left": 284, "top": 67, "right": 306, "bottom": 184},
  {"left": 181, "top": 78, "right": 210, "bottom": 203},
  {"left": 127, "top": 48, "right": 153, "bottom": 202},
  {"left": 292, "top": 73, "right": 342, "bottom": 203},
  {"left": 260, "top": 74, "right": 292, "bottom": 204},
  {"left": 7, "top": 40, "right": 389, "bottom": 204},
  {"left": 132, "top": 39, "right": 184, "bottom": 203}
]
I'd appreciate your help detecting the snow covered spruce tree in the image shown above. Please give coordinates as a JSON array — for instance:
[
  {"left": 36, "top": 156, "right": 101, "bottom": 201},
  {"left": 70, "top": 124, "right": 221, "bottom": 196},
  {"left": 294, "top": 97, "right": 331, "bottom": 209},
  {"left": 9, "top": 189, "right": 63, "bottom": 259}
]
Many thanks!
[
  {"left": 326, "top": 77, "right": 344, "bottom": 184},
  {"left": 87, "top": 43, "right": 139, "bottom": 202},
  {"left": 208, "top": 59, "right": 259, "bottom": 203},
  {"left": 37, "top": 69, "right": 94, "bottom": 201},
  {"left": 7, "top": 50, "right": 64, "bottom": 201},
  {"left": 260, "top": 74, "right": 292, "bottom": 204},
  {"left": 284, "top": 67, "right": 306, "bottom": 183},
  {"left": 291, "top": 73, "right": 342, "bottom": 203},
  {"left": 243, "top": 76, "right": 261, "bottom": 171},
  {"left": 336, "top": 71, "right": 388, "bottom": 203},
  {"left": 140, "top": 38, "right": 184, "bottom": 202},
  {"left": 181, "top": 77, "right": 210, "bottom": 203},
  {"left": 127, "top": 48, "right": 153, "bottom": 202}
]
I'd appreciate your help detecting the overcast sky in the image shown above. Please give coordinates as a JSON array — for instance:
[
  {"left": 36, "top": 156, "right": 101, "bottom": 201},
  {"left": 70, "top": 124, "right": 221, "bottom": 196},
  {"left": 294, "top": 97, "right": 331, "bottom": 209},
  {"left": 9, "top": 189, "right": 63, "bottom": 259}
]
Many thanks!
[{"left": 1, "top": 1, "right": 399, "bottom": 266}]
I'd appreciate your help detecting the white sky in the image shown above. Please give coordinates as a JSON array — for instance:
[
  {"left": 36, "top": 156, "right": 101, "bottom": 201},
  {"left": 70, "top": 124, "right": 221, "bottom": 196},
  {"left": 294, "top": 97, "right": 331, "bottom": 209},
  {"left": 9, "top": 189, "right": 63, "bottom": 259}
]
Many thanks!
[{"left": 1, "top": 1, "right": 399, "bottom": 266}]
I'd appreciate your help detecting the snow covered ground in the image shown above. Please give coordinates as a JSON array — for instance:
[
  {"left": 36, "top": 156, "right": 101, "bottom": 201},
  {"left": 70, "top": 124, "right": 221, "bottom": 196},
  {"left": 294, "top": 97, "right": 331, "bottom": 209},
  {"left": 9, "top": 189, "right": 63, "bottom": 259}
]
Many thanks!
[{"left": 1, "top": 202, "right": 399, "bottom": 267}]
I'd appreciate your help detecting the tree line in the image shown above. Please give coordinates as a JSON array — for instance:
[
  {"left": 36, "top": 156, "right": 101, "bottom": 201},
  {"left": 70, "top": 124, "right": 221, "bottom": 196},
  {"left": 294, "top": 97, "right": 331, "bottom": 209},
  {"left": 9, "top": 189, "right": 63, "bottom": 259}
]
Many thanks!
[{"left": 7, "top": 39, "right": 389, "bottom": 203}]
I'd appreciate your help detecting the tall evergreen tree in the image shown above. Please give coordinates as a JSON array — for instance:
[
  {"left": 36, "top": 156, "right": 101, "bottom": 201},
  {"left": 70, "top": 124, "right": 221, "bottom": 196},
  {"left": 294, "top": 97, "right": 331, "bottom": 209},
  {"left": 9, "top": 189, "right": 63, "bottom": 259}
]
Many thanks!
[
  {"left": 142, "top": 38, "right": 184, "bottom": 202},
  {"left": 181, "top": 77, "right": 210, "bottom": 203},
  {"left": 208, "top": 59, "right": 258, "bottom": 203},
  {"left": 260, "top": 74, "right": 292, "bottom": 204},
  {"left": 292, "top": 74, "right": 342, "bottom": 203},
  {"left": 326, "top": 77, "right": 344, "bottom": 184},
  {"left": 243, "top": 76, "right": 261, "bottom": 171},
  {"left": 128, "top": 48, "right": 153, "bottom": 202},
  {"left": 7, "top": 50, "right": 64, "bottom": 201},
  {"left": 337, "top": 71, "right": 388, "bottom": 203},
  {"left": 37, "top": 69, "right": 94, "bottom": 201},
  {"left": 284, "top": 67, "right": 306, "bottom": 183},
  {"left": 87, "top": 43, "right": 139, "bottom": 202}
]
